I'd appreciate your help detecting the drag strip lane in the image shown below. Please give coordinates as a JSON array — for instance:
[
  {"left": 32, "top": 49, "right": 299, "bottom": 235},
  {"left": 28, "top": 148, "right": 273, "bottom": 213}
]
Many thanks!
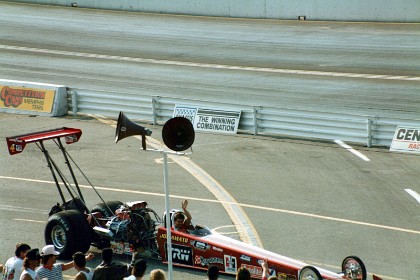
[
  {"left": 1, "top": 44, "right": 419, "bottom": 82},
  {"left": 1, "top": 175, "right": 418, "bottom": 236}
]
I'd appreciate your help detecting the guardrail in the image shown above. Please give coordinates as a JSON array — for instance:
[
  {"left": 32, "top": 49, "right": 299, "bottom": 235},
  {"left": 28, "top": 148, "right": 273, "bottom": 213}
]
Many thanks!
[{"left": 68, "top": 88, "right": 420, "bottom": 147}]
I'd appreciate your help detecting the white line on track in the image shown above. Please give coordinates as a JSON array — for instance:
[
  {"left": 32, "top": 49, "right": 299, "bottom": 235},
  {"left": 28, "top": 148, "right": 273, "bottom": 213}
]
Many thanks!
[
  {"left": 334, "top": 140, "right": 370, "bottom": 161},
  {"left": 1, "top": 175, "right": 419, "bottom": 236},
  {"left": 405, "top": 189, "right": 420, "bottom": 204},
  {"left": 14, "top": 218, "right": 46, "bottom": 224},
  {"left": 1, "top": 44, "right": 419, "bottom": 82}
]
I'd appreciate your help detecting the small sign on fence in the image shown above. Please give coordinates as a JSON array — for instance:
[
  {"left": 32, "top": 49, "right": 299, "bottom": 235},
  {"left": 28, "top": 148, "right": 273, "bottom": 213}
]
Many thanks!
[
  {"left": 390, "top": 126, "right": 420, "bottom": 154},
  {"left": 173, "top": 105, "right": 241, "bottom": 134}
]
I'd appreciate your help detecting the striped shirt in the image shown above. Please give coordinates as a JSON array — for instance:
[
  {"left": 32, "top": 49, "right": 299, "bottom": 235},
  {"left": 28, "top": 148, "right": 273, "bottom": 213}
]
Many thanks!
[{"left": 36, "top": 264, "right": 63, "bottom": 280}]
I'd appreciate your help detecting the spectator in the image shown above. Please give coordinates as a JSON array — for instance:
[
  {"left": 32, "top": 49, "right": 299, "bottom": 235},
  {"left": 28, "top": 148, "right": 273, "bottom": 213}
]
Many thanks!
[
  {"left": 36, "top": 245, "right": 94, "bottom": 280},
  {"left": 207, "top": 265, "right": 219, "bottom": 280},
  {"left": 92, "top": 248, "right": 130, "bottom": 280},
  {"left": 173, "top": 200, "right": 192, "bottom": 233},
  {"left": 149, "top": 269, "right": 166, "bottom": 280},
  {"left": 20, "top": 248, "right": 41, "bottom": 280},
  {"left": 3, "top": 243, "right": 31, "bottom": 280},
  {"left": 73, "top": 252, "right": 94, "bottom": 280},
  {"left": 236, "top": 267, "right": 251, "bottom": 280},
  {"left": 123, "top": 259, "right": 147, "bottom": 280}
]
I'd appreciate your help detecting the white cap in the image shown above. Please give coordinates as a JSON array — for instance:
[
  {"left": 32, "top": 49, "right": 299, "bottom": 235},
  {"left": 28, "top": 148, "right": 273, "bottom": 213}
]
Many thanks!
[{"left": 41, "top": 245, "right": 60, "bottom": 256}]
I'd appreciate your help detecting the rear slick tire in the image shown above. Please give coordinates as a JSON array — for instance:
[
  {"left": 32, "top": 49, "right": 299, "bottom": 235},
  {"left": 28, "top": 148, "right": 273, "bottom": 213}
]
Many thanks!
[{"left": 45, "top": 210, "right": 92, "bottom": 259}]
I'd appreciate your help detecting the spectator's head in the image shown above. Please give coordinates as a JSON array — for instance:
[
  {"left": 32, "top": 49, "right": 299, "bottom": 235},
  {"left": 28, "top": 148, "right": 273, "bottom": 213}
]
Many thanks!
[
  {"left": 41, "top": 245, "right": 60, "bottom": 265},
  {"left": 102, "top": 248, "right": 113, "bottom": 263},
  {"left": 24, "top": 248, "right": 41, "bottom": 268},
  {"left": 150, "top": 269, "right": 166, "bottom": 280},
  {"left": 207, "top": 265, "right": 219, "bottom": 280},
  {"left": 132, "top": 259, "right": 147, "bottom": 277},
  {"left": 72, "top": 252, "right": 86, "bottom": 268},
  {"left": 236, "top": 267, "right": 251, "bottom": 280},
  {"left": 15, "top": 243, "right": 31, "bottom": 258},
  {"left": 268, "top": 276, "right": 278, "bottom": 280}
]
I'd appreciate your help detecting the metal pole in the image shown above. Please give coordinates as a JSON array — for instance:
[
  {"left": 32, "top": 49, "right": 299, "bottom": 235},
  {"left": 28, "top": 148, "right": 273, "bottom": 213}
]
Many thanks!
[
  {"left": 57, "top": 138, "right": 85, "bottom": 203},
  {"left": 152, "top": 97, "right": 158, "bottom": 125},
  {"left": 39, "top": 141, "right": 66, "bottom": 204},
  {"left": 71, "top": 90, "right": 78, "bottom": 116},
  {"left": 367, "top": 117, "right": 373, "bottom": 148},
  {"left": 163, "top": 152, "right": 173, "bottom": 280}
]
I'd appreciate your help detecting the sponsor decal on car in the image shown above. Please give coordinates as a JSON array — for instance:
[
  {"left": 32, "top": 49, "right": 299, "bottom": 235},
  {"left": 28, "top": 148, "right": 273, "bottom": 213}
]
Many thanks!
[
  {"left": 159, "top": 233, "right": 189, "bottom": 244},
  {"left": 166, "top": 243, "right": 193, "bottom": 266},
  {"left": 224, "top": 255, "right": 237, "bottom": 273},
  {"left": 111, "top": 242, "right": 130, "bottom": 254},
  {"left": 212, "top": 246, "right": 223, "bottom": 252},
  {"left": 240, "top": 254, "right": 251, "bottom": 262},
  {"left": 195, "top": 255, "right": 224, "bottom": 266},
  {"left": 191, "top": 240, "right": 210, "bottom": 251},
  {"left": 65, "top": 135, "right": 78, "bottom": 143},
  {"left": 277, "top": 273, "right": 297, "bottom": 280},
  {"left": 241, "top": 264, "right": 262, "bottom": 277}
]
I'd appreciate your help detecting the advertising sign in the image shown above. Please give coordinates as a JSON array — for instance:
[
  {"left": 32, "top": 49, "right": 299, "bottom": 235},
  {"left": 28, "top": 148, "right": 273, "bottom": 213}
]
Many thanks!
[
  {"left": 390, "top": 126, "right": 420, "bottom": 154},
  {"left": 173, "top": 105, "right": 241, "bottom": 134},
  {"left": 173, "top": 105, "right": 197, "bottom": 124},
  {"left": 0, "top": 85, "right": 56, "bottom": 113}
]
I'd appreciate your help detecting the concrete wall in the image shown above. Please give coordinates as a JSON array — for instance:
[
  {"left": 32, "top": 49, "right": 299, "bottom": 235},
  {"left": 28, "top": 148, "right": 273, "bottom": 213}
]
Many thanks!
[{"left": 7, "top": 0, "right": 420, "bottom": 22}]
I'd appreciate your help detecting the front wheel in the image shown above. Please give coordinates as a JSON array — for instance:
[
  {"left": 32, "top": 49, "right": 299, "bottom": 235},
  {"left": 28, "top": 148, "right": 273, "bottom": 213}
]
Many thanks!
[
  {"left": 45, "top": 210, "right": 92, "bottom": 259},
  {"left": 342, "top": 256, "right": 367, "bottom": 280},
  {"left": 299, "top": 266, "right": 322, "bottom": 280}
]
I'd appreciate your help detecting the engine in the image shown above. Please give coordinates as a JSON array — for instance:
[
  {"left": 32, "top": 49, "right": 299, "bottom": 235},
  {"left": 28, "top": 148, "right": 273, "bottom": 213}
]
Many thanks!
[{"left": 101, "top": 203, "right": 161, "bottom": 256}]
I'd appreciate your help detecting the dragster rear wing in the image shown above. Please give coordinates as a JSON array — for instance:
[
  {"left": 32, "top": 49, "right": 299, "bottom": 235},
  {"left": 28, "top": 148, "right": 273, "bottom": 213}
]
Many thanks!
[
  {"left": 6, "top": 127, "right": 85, "bottom": 206},
  {"left": 6, "top": 127, "right": 82, "bottom": 155}
]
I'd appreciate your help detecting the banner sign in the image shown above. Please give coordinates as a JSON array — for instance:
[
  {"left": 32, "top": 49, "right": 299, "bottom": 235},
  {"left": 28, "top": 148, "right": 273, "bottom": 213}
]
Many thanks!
[
  {"left": 0, "top": 85, "right": 56, "bottom": 113},
  {"left": 173, "top": 105, "right": 198, "bottom": 124},
  {"left": 173, "top": 105, "right": 241, "bottom": 134},
  {"left": 390, "top": 126, "right": 420, "bottom": 154}
]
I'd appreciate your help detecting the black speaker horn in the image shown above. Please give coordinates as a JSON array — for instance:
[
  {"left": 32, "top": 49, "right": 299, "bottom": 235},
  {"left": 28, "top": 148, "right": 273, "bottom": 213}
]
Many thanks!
[
  {"left": 115, "top": 111, "right": 152, "bottom": 150},
  {"left": 162, "top": 117, "right": 195, "bottom": 152}
]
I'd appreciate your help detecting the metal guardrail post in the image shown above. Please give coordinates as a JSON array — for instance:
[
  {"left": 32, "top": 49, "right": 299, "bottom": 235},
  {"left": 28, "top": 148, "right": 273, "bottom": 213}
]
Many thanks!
[
  {"left": 71, "top": 90, "right": 78, "bottom": 116},
  {"left": 253, "top": 106, "right": 259, "bottom": 135},
  {"left": 152, "top": 96, "right": 159, "bottom": 125},
  {"left": 367, "top": 117, "right": 373, "bottom": 147}
]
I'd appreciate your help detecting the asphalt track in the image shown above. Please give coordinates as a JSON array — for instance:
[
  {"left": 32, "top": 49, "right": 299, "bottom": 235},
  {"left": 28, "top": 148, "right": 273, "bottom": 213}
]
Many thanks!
[
  {"left": 0, "top": 1, "right": 419, "bottom": 118},
  {"left": 0, "top": 2, "right": 420, "bottom": 279},
  {"left": 1, "top": 113, "right": 419, "bottom": 280}
]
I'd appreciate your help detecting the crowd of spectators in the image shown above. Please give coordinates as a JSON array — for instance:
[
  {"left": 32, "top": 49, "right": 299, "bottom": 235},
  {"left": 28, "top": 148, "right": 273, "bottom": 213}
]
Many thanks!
[
  {"left": 2, "top": 243, "right": 275, "bottom": 280},
  {"left": 0, "top": 244, "right": 166, "bottom": 280}
]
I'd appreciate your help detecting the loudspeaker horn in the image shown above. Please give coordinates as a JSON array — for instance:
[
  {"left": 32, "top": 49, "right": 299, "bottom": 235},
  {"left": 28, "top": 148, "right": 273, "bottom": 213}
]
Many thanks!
[
  {"left": 162, "top": 117, "right": 195, "bottom": 152},
  {"left": 115, "top": 111, "right": 152, "bottom": 150}
]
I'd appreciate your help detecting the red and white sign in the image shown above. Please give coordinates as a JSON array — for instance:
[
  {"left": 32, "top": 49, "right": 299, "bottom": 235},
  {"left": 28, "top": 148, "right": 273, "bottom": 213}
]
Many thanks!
[{"left": 390, "top": 126, "right": 420, "bottom": 154}]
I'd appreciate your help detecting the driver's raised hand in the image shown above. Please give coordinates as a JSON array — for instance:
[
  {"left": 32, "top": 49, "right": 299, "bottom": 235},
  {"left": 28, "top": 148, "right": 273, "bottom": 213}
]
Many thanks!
[{"left": 181, "top": 200, "right": 188, "bottom": 211}]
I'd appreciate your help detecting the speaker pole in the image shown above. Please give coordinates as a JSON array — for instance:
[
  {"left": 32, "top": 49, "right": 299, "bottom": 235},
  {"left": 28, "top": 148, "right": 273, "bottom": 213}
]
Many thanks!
[
  {"left": 163, "top": 152, "right": 173, "bottom": 280},
  {"left": 141, "top": 131, "right": 146, "bottom": 150}
]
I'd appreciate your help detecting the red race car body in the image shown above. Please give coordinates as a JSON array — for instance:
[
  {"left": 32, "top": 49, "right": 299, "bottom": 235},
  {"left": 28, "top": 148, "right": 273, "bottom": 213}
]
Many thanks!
[{"left": 156, "top": 226, "right": 361, "bottom": 280}]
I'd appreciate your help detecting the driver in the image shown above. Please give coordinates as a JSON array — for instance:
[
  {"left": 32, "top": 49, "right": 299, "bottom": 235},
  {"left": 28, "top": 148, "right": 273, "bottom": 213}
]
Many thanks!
[{"left": 173, "top": 200, "right": 193, "bottom": 233}]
